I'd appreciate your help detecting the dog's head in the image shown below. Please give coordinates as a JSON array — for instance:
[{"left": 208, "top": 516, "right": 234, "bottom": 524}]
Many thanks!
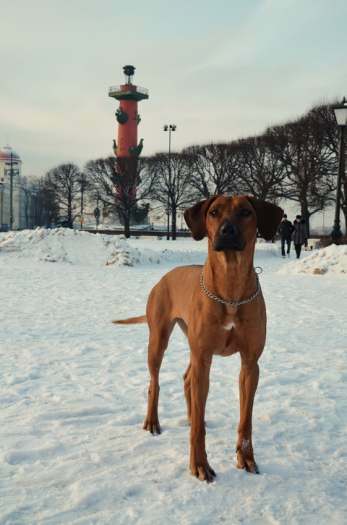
[{"left": 184, "top": 195, "right": 283, "bottom": 251}]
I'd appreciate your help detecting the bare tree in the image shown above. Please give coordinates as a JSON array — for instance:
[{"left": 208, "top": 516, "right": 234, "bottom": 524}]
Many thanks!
[
  {"left": 84, "top": 156, "right": 156, "bottom": 237},
  {"left": 30, "top": 177, "right": 60, "bottom": 227},
  {"left": 235, "top": 135, "right": 286, "bottom": 201},
  {"left": 148, "top": 152, "right": 197, "bottom": 239},
  {"left": 45, "top": 163, "right": 81, "bottom": 227},
  {"left": 268, "top": 113, "right": 336, "bottom": 235},
  {"left": 308, "top": 102, "right": 346, "bottom": 234},
  {"left": 183, "top": 142, "right": 241, "bottom": 197}
]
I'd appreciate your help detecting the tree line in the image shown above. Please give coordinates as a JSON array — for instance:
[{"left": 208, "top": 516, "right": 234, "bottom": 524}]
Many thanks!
[{"left": 29, "top": 101, "right": 346, "bottom": 238}]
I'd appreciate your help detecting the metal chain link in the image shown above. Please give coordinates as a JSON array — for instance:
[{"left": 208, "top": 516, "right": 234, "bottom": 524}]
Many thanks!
[{"left": 200, "top": 270, "right": 261, "bottom": 308}]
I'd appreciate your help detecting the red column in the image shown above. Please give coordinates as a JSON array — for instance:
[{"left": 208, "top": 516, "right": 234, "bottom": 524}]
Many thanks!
[{"left": 117, "top": 98, "right": 138, "bottom": 157}]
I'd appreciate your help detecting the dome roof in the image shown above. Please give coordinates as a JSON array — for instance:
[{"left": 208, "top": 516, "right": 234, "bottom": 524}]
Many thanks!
[{"left": 0, "top": 145, "right": 21, "bottom": 163}]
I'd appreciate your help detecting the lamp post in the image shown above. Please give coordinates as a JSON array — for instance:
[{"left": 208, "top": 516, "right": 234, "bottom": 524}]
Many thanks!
[
  {"left": 80, "top": 173, "right": 87, "bottom": 230},
  {"left": 163, "top": 124, "right": 176, "bottom": 240},
  {"left": 0, "top": 182, "right": 4, "bottom": 230},
  {"left": 5, "top": 152, "right": 20, "bottom": 230},
  {"left": 331, "top": 98, "right": 347, "bottom": 243}
]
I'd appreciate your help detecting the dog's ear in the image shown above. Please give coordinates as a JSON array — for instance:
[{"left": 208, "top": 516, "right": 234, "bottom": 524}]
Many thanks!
[
  {"left": 246, "top": 197, "right": 284, "bottom": 240},
  {"left": 184, "top": 197, "right": 218, "bottom": 240}
]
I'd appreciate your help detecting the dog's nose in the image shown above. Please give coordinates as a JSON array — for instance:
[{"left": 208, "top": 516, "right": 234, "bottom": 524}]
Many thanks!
[{"left": 219, "top": 221, "right": 238, "bottom": 238}]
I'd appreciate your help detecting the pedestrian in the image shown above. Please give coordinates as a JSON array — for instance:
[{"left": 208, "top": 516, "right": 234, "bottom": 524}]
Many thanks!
[
  {"left": 292, "top": 215, "right": 308, "bottom": 259},
  {"left": 278, "top": 213, "right": 294, "bottom": 257}
]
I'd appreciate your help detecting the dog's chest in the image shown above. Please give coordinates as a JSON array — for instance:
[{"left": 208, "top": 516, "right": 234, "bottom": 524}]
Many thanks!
[
  {"left": 222, "top": 319, "right": 236, "bottom": 331},
  {"left": 221, "top": 307, "right": 238, "bottom": 331},
  {"left": 214, "top": 313, "right": 239, "bottom": 356}
]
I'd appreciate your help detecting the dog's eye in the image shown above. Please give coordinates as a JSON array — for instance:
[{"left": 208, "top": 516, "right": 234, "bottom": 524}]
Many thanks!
[
  {"left": 239, "top": 208, "right": 252, "bottom": 218},
  {"left": 209, "top": 208, "right": 218, "bottom": 217}
]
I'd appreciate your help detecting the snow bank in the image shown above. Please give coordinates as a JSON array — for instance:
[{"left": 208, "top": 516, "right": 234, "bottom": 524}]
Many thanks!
[
  {"left": 0, "top": 228, "right": 73, "bottom": 263},
  {"left": 278, "top": 244, "right": 347, "bottom": 275},
  {"left": 105, "top": 238, "right": 202, "bottom": 267},
  {"left": 0, "top": 228, "right": 203, "bottom": 267},
  {"left": 0, "top": 228, "right": 283, "bottom": 269}
]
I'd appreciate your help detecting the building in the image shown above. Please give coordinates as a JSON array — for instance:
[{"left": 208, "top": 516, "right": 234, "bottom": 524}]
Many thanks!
[{"left": 0, "top": 145, "right": 28, "bottom": 230}]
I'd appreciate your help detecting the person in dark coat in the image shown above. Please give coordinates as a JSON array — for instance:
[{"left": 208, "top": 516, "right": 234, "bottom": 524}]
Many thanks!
[
  {"left": 292, "top": 215, "right": 308, "bottom": 259},
  {"left": 278, "top": 214, "right": 294, "bottom": 257}
]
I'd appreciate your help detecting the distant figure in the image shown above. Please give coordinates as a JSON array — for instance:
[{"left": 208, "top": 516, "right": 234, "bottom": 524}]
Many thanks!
[
  {"left": 278, "top": 213, "right": 294, "bottom": 257},
  {"left": 292, "top": 215, "right": 308, "bottom": 259}
]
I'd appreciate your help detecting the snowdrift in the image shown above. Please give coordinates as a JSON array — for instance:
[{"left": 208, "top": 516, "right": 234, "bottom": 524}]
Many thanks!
[
  {"left": 0, "top": 228, "right": 282, "bottom": 268},
  {"left": 278, "top": 244, "right": 347, "bottom": 275},
  {"left": 0, "top": 228, "right": 202, "bottom": 267}
]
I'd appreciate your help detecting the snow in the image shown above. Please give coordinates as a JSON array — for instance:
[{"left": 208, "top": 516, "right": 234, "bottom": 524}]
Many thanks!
[
  {"left": 0, "top": 228, "right": 203, "bottom": 267},
  {"left": 278, "top": 244, "right": 347, "bottom": 275},
  {"left": 1, "top": 231, "right": 346, "bottom": 524}
]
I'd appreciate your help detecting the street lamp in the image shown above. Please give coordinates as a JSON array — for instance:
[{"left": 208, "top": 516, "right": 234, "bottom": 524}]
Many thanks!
[
  {"left": 163, "top": 124, "right": 176, "bottom": 240},
  {"left": 79, "top": 173, "right": 87, "bottom": 230},
  {"left": 331, "top": 97, "right": 347, "bottom": 243},
  {"left": 0, "top": 182, "right": 4, "bottom": 230},
  {"left": 4, "top": 152, "right": 20, "bottom": 230}
]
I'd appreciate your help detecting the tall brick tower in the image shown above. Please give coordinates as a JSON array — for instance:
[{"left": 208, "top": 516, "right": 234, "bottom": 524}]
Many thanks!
[{"left": 108, "top": 65, "right": 149, "bottom": 190}]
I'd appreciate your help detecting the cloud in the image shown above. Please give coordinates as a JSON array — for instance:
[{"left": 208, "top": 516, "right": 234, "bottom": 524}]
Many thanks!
[{"left": 1, "top": 0, "right": 346, "bottom": 175}]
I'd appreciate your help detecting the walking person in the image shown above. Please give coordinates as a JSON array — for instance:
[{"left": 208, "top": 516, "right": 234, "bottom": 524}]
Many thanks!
[
  {"left": 292, "top": 215, "right": 308, "bottom": 259},
  {"left": 278, "top": 213, "right": 294, "bottom": 257}
]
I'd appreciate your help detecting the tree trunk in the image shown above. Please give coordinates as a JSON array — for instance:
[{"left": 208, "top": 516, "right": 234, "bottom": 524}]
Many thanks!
[
  {"left": 171, "top": 204, "right": 177, "bottom": 240},
  {"left": 124, "top": 213, "right": 130, "bottom": 238},
  {"left": 67, "top": 201, "right": 73, "bottom": 228},
  {"left": 343, "top": 179, "right": 347, "bottom": 235},
  {"left": 301, "top": 200, "right": 310, "bottom": 238},
  {"left": 342, "top": 206, "right": 347, "bottom": 236}
]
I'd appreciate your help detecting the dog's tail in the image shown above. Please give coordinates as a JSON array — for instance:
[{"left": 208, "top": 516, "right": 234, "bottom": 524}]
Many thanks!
[{"left": 112, "top": 315, "right": 147, "bottom": 325}]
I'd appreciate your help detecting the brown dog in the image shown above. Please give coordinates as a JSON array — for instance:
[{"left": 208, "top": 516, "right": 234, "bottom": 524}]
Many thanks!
[{"left": 114, "top": 195, "right": 283, "bottom": 482}]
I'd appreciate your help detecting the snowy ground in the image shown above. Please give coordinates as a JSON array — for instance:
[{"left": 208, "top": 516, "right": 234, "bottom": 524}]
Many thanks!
[{"left": 0, "top": 231, "right": 346, "bottom": 524}]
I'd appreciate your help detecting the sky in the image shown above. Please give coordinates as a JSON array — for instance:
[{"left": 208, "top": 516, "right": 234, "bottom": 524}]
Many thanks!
[{"left": 0, "top": 0, "right": 346, "bottom": 177}]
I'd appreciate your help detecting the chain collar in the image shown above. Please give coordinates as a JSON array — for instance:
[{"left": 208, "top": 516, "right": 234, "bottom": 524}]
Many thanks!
[{"left": 200, "top": 269, "right": 261, "bottom": 308}]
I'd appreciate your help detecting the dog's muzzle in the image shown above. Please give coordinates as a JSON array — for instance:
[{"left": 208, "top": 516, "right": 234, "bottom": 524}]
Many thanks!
[{"left": 213, "top": 221, "right": 245, "bottom": 251}]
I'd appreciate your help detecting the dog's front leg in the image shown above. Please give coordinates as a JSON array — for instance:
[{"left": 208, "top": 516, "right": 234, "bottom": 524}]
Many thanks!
[
  {"left": 236, "top": 356, "right": 260, "bottom": 474},
  {"left": 189, "top": 352, "right": 216, "bottom": 482}
]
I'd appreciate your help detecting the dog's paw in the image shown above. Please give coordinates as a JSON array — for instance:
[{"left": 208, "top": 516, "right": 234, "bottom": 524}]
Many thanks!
[
  {"left": 143, "top": 418, "right": 161, "bottom": 435},
  {"left": 236, "top": 446, "right": 259, "bottom": 474},
  {"left": 190, "top": 461, "right": 216, "bottom": 483},
  {"left": 236, "top": 438, "right": 259, "bottom": 474}
]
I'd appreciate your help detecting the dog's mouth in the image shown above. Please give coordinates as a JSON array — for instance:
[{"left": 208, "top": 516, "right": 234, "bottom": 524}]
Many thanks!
[
  {"left": 212, "top": 221, "right": 246, "bottom": 252},
  {"left": 213, "top": 237, "right": 245, "bottom": 252}
]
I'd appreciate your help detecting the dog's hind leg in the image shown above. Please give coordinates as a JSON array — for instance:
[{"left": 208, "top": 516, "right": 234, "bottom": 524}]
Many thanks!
[{"left": 143, "top": 320, "right": 175, "bottom": 434}]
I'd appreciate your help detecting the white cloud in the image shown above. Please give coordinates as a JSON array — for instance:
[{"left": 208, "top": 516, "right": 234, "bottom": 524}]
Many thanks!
[{"left": 1, "top": 0, "right": 346, "bottom": 175}]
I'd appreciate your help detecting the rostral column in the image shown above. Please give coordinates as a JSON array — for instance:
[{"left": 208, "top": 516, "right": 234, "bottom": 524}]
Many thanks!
[{"left": 108, "top": 65, "right": 149, "bottom": 196}]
